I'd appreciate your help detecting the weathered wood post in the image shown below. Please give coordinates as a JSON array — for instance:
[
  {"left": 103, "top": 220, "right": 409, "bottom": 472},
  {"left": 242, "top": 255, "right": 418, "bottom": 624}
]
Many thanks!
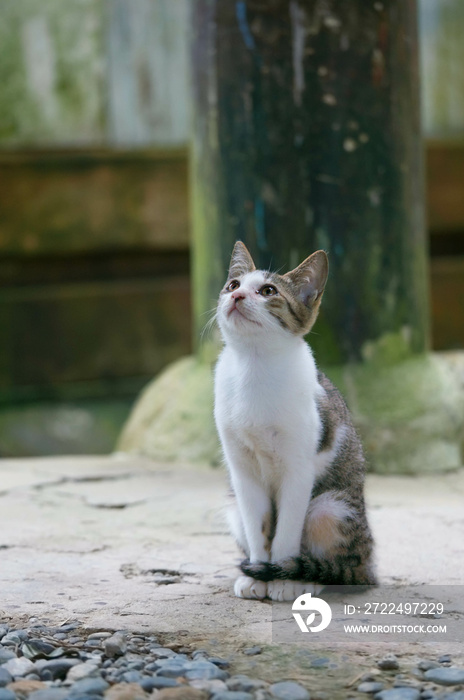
[
  {"left": 186, "top": 0, "right": 463, "bottom": 473},
  {"left": 120, "top": 0, "right": 463, "bottom": 472},
  {"left": 191, "top": 0, "right": 428, "bottom": 364}
]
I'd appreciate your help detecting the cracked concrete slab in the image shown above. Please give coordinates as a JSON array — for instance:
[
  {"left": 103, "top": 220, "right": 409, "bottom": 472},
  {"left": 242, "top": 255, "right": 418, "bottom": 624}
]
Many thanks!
[{"left": 0, "top": 456, "right": 463, "bottom": 654}]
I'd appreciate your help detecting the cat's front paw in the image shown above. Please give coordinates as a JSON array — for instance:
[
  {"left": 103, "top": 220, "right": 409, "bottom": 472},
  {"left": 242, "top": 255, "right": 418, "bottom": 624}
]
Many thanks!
[
  {"left": 267, "top": 580, "right": 324, "bottom": 602},
  {"left": 234, "top": 575, "right": 267, "bottom": 600}
]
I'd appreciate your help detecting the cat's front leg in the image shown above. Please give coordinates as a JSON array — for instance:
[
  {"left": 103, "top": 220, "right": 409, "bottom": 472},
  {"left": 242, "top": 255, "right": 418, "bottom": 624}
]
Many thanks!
[
  {"left": 230, "top": 472, "right": 270, "bottom": 600},
  {"left": 271, "top": 468, "right": 314, "bottom": 562},
  {"left": 221, "top": 438, "right": 270, "bottom": 599}
]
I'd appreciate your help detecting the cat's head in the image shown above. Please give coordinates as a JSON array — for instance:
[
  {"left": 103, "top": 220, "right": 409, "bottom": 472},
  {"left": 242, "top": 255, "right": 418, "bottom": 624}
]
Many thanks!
[{"left": 217, "top": 241, "right": 328, "bottom": 340}]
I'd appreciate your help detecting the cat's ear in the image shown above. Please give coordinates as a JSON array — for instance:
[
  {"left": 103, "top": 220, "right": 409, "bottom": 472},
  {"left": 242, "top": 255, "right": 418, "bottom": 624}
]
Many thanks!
[
  {"left": 284, "top": 250, "right": 328, "bottom": 306},
  {"left": 228, "top": 241, "right": 256, "bottom": 278}
]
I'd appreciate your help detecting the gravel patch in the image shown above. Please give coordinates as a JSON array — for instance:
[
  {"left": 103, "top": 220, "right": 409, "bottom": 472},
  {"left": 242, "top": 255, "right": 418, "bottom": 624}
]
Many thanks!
[{"left": 0, "top": 622, "right": 463, "bottom": 699}]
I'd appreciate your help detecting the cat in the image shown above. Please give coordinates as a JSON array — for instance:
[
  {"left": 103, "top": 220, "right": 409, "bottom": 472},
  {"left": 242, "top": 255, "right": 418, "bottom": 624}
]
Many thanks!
[{"left": 214, "top": 241, "right": 377, "bottom": 602}]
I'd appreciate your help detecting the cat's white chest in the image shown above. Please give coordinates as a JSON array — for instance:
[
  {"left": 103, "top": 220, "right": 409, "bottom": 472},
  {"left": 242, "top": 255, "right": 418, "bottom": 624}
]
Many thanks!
[{"left": 214, "top": 341, "right": 321, "bottom": 460}]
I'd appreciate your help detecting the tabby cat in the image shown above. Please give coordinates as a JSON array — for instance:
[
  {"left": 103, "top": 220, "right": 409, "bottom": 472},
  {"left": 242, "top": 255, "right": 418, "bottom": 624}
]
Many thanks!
[{"left": 214, "top": 242, "right": 377, "bottom": 601}]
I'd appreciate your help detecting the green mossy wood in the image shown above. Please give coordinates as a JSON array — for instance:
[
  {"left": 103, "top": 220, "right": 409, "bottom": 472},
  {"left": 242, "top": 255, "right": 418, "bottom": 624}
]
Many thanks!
[{"left": 191, "top": 0, "right": 428, "bottom": 364}]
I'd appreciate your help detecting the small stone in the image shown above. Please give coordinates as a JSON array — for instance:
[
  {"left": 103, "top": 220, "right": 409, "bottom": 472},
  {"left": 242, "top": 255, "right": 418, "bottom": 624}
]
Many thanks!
[
  {"left": 29, "top": 689, "right": 69, "bottom": 700},
  {"left": 424, "top": 668, "right": 464, "bottom": 686},
  {"left": 155, "top": 689, "right": 208, "bottom": 700},
  {"left": 0, "top": 649, "right": 15, "bottom": 665},
  {"left": 243, "top": 646, "right": 262, "bottom": 656},
  {"left": 226, "top": 676, "right": 268, "bottom": 692},
  {"left": 417, "top": 660, "right": 440, "bottom": 672},
  {"left": 0, "top": 689, "right": 16, "bottom": 700},
  {"left": 358, "top": 682, "right": 385, "bottom": 693},
  {"left": 439, "top": 655, "right": 452, "bottom": 664},
  {"left": 103, "top": 633, "right": 126, "bottom": 659},
  {"left": 69, "top": 677, "right": 109, "bottom": 696},
  {"left": 2, "top": 631, "right": 29, "bottom": 646},
  {"left": 121, "top": 671, "right": 144, "bottom": 684},
  {"left": 185, "top": 661, "right": 228, "bottom": 681},
  {"left": 37, "top": 659, "right": 80, "bottom": 681},
  {"left": 269, "top": 681, "right": 310, "bottom": 700},
  {"left": 0, "top": 628, "right": 8, "bottom": 641},
  {"left": 149, "top": 648, "right": 177, "bottom": 659},
  {"left": 0, "top": 670, "right": 13, "bottom": 689},
  {"left": 377, "top": 655, "right": 400, "bottom": 671},
  {"left": 374, "top": 690, "right": 420, "bottom": 700},
  {"left": 104, "top": 683, "right": 148, "bottom": 700},
  {"left": 87, "top": 633, "right": 112, "bottom": 641},
  {"left": 208, "top": 658, "right": 230, "bottom": 669},
  {"left": 440, "top": 694, "right": 464, "bottom": 700},
  {"left": 211, "top": 693, "right": 253, "bottom": 700},
  {"left": 3, "top": 657, "right": 36, "bottom": 678},
  {"left": 66, "top": 663, "right": 100, "bottom": 682}
]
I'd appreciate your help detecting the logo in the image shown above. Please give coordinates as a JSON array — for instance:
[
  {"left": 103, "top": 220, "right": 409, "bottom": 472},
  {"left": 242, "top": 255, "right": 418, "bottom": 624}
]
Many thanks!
[{"left": 292, "top": 592, "right": 332, "bottom": 633}]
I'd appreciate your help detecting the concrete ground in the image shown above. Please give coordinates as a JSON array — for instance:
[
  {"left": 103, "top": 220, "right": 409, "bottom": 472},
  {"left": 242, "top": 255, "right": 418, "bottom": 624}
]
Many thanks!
[{"left": 1, "top": 455, "right": 464, "bottom": 669}]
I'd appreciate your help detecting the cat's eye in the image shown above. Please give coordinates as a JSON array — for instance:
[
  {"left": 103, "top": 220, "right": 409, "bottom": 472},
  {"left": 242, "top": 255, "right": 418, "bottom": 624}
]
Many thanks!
[
  {"left": 259, "top": 285, "right": 278, "bottom": 297},
  {"left": 226, "top": 280, "right": 240, "bottom": 292}
]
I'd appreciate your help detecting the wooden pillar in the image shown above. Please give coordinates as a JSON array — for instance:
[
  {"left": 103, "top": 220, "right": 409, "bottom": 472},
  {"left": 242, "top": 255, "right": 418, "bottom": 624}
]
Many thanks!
[{"left": 191, "top": 0, "right": 428, "bottom": 364}]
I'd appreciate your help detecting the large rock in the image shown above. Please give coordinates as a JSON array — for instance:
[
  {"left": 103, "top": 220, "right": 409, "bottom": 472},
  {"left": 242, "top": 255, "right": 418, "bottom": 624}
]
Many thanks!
[
  {"left": 117, "top": 356, "right": 220, "bottom": 466},
  {"left": 118, "top": 350, "right": 464, "bottom": 474}
]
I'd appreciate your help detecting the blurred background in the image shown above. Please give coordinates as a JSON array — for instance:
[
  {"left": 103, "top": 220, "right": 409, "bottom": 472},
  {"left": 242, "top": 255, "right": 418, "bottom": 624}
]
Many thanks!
[{"left": 0, "top": 0, "right": 463, "bottom": 457}]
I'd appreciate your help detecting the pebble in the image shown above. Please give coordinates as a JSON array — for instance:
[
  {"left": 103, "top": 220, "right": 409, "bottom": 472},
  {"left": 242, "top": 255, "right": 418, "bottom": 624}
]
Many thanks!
[
  {"left": 68, "top": 677, "right": 109, "bottom": 695},
  {"left": 0, "top": 650, "right": 15, "bottom": 665},
  {"left": 378, "top": 655, "right": 400, "bottom": 671},
  {"left": 0, "top": 689, "right": 16, "bottom": 700},
  {"left": 104, "top": 633, "right": 127, "bottom": 659},
  {"left": 417, "top": 660, "right": 440, "bottom": 671},
  {"left": 439, "top": 655, "right": 452, "bottom": 664},
  {"left": 441, "top": 694, "right": 464, "bottom": 700},
  {"left": 243, "top": 646, "right": 262, "bottom": 656},
  {"left": 0, "top": 669, "right": 13, "bottom": 688},
  {"left": 374, "top": 690, "right": 420, "bottom": 700},
  {"left": 358, "top": 682, "right": 385, "bottom": 693},
  {"left": 185, "top": 661, "right": 228, "bottom": 681},
  {"left": 66, "top": 663, "right": 100, "bottom": 682},
  {"left": 37, "top": 659, "right": 80, "bottom": 681},
  {"left": 269, "top": 681, "right": 310, "bottom": 700},
  {"left": 226, "top": 676, "right": 269, "bottom": 692},
  {"left": 2, "top": 657, "right": 36, "bottom": 678},
  {"left": 29, "top": 689, "right": 70, "bottom": 700},
  {"left": 424, "top": 668, "right": 464, "bottom": 686}
]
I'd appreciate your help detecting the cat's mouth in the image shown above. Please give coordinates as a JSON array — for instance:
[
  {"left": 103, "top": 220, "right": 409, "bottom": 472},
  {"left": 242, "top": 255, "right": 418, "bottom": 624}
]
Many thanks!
[{"left": 228, "top": 304, "right": 261, "bottom": 326}]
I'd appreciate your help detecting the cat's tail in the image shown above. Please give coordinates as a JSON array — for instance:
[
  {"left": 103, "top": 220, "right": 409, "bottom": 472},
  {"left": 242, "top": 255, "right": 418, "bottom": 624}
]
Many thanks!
[
  {"left": 240, "top": 554, "right": 377, "bottom": 586},
  {"left": 240, "top": 556, "right": 313, "bottom": 582}
]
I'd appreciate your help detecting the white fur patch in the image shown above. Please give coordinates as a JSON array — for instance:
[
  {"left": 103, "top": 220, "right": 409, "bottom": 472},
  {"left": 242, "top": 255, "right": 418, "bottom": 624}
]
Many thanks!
[
  {"left": 313, "top": 423, "right": 347, "bottom": 478},
  {"left": 234, "top": 575, "right": 267, "bottom": 599},
  {"left": 267, "top": 580, "right": 323, "bottom": 602}
]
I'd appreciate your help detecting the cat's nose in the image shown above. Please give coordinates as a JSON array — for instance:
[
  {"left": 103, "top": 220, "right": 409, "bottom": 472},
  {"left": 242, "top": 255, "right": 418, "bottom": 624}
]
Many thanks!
[{"left": 231, "top": 291, "right": 246, "bottom": 302}]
